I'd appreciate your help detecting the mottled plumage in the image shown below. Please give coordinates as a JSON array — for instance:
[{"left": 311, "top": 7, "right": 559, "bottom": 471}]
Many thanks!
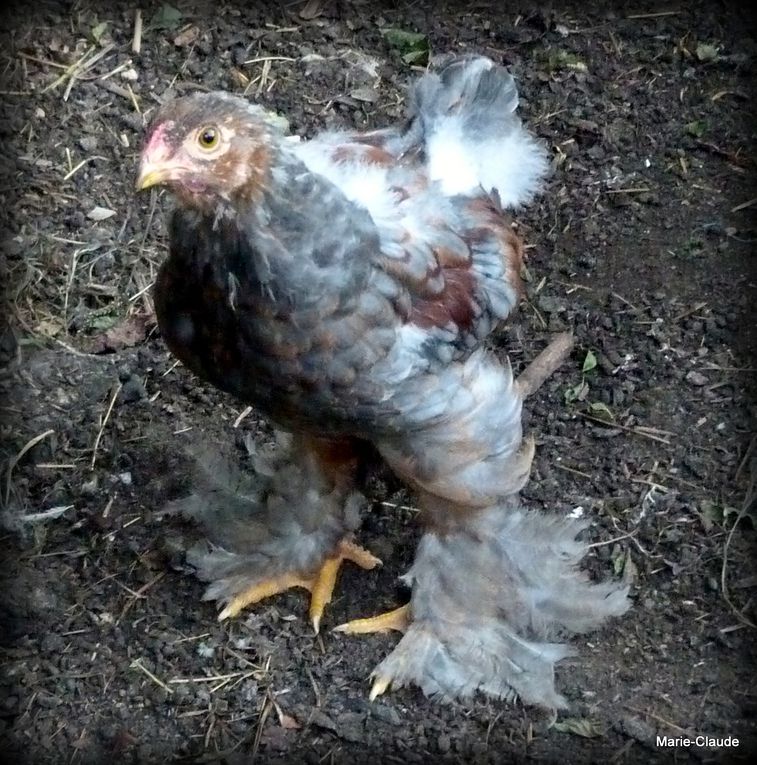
[{"left": 138, "top": 55, "right": 628, "bottom": 708}]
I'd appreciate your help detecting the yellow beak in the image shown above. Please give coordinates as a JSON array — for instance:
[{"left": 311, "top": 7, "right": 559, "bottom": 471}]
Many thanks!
[{"left": 136, "top": 162, "right": 168, "bottom": 191}]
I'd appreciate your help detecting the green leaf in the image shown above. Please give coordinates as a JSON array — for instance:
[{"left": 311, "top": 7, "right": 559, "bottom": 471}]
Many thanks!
[
  {"left": 684, "top": 120, "right": 707, "bottom": 138},
  {"left": 86, "top": 313, "right": 120, "bottom": 332},
  {"left": 546, "top": 50, "right": 589, "bottom": 73},
  {"left": 553, "top": 718, "right": 605, "bottom": 738},
  {"left": 699, "top": 499, "right": 744, "bottom": 530},
  {"left": 695, "top": 43, "right": 719, "bottom": 62},
  {"left": 564, "top": 380, "right": 589, "bottom": 405},
  {"left": 91, "top": 21, "right": 108, "bottom": 43},
  {"left": 582, "top": 350, "right": 597, "bottom": 373},
  {"left": 381, "top": 28, "right": 430, "bottom": 66},
  {"left": 589, "top": 401, "right": 614, "bottom": 421},
  {"left": 151, "top": 4, "right": 183, "bottom": 31},
  {"left": 612, "top": 547, "right": 627, "bottom": 577}
]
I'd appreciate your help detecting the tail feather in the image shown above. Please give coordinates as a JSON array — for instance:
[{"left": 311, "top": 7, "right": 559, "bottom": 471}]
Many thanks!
[{"left": 408, "top": 55, "right": 549, "bottom": 205}]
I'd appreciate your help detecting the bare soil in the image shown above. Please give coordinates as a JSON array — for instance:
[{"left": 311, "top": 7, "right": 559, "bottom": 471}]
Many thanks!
[{"left": 1, "top": 2, "right": 756, "bottom": 763}]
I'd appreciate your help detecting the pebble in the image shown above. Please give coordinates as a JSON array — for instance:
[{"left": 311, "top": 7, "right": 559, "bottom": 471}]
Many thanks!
[
  {"left": 685, "top": 370, "right": 708, "bottom": 387},
  {"left": 80, "top": 477, "right": 99, "bottom": 497},
  {"left": 79, "top": 136, "right": 98, "bottom": 152},
  {"left": 121, "top": 374, "right": 146, "bottom": 403},
  {"left": 370, "top": 703, "right": 401, "bottom": 726}
]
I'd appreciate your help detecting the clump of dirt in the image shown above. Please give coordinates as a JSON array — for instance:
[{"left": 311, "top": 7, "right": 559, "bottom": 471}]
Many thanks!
[{"left": 2, "top": 2, "right": 756, "bottom": 763}]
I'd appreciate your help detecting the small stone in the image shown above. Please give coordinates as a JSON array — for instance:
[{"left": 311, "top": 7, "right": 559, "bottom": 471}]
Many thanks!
[
  {"left": 370, "top": 703, "right": 401, "bottom": 726},
  {"left": 81, "top": 477, "right": 99, "bottom": 497},
  {"left": 118, "top": 471, "right": 132, "bottom": 486},
  {"left": 437, "top": 734, "right": 451, "bottom": 753},
  {"left": 79, "top": 135, "right": 98, "bottom": 152},
  {"left": 2, "top": 695, "right": 18, "bottom": 711},
  {"left": 120, "top": 374, "right": 146, "bottom": 403},
  {"left": 685, "top": 370, "right": 708, "bottom": 386}
]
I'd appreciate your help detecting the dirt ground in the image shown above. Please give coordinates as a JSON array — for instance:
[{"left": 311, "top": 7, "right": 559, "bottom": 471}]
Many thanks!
[{"left": 1, "top": 1, "right": 756, "bottom": 763}]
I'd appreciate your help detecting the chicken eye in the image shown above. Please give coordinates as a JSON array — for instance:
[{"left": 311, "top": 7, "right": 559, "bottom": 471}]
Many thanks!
[{"left": 197, "top": 126, "right": 219, "bottom": 150}]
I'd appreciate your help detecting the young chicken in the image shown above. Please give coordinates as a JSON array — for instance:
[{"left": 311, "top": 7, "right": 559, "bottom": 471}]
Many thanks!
[{"left": 137, "top": 55, "right": 629, "bottom": 708}]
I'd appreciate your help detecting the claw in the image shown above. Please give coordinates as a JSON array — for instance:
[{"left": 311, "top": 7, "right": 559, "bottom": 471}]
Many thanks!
[
  {"left": 369, "top": 673, "right": 393, "bottom": 701},
  {"left": 309, "top": 555, "right": 341, "bottom": 634}
]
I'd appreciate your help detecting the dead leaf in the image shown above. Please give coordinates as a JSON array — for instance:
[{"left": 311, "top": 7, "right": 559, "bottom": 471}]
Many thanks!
[
  {"left": 87, "top": 206, "right": 116, "bottom": 221},
  {"left": 299, "top": 0, "right": 324, "bottom": 20},
  {"left": 272, "top": 698, "right": 300, "bottom": 729},
  {"left": 35, "top": 317, "right": 65, "bottom": 338},
  {"left": 350, "top": 86, "right": 378, "bottom": 103},
  {"left": 83, "top": 312, "right": 151, "bottom": 354},
  {"left": 173, "top": 24, "right": 199, "bottom": 47},
  {"left": 553, "top": 717, "right": 605, "bottom": 737}
]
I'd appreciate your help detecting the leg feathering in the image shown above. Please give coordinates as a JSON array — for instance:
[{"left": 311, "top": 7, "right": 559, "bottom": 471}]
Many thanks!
[{"left": 359, "top": 499, "right": 630, "bottom": 709}]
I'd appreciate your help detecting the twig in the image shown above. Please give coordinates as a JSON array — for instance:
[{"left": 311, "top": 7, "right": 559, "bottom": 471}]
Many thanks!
[
  {"left": 63, "top": 157, "right": 107, "bottom": 182},
  {"left": 735, "top": 436, "right": 756, "bottom": 482},
  {"left": 626, "top": 11, "right": 680, "bottom": 19},
  {"left": 611, "top": 292, "right": 640, "bottom": 312},
  {"left": 130, "top": 659, "right": 174, "bottom": 694},
  {"left": 605, "top": 187, "right": 651, "bottom": 194},
  {"left": 117, "top": 572, "right": 167, "bottom": 623},
  {"left": 379, "top": 500, "right": 420, "bottom": 513},
  {"left": 305, "top": 665, "right": 322, "bottom": 708},
  {"left": 251, "top": 697, "right": 272, "bottom": 762},
  {"left": 132, "top": 9, "right": 143, "bottom": 55},
  {"left": 169, "top": 671, "right": 263, "bottom": 684},
  {"left": 233, "top": 406, "right": 253, "bottom": 428},
  {"left": 516, "top": 332, "right": 575, "bottom": 398},
  {"left": 731, "top": 197, "right": 757, "bottom": 213},
  {"left": 587, "top": 527, "right": 639, "bottom": 549},
  {"left": 19, "top": 53, "right": 69, "bottom": 69},
  {"left": 721, "top": 451, "right": 757, "bottom": 629},
  {"left": 580, "top": 413, "right": 671, "bottom": 444},
  {"left": 554, "top": 463, "right": 592, "bottom": 479},
  {"left": 243, "top": 56, "right": 296, "bottom": 65},
  {"left": 624, "top": 705, "right": 689, "bottom": 735},
  {"left": 4, "top": 429, "right": 55, "bottom": 507},
  {"left": 90, "top": 383, "right": 122, "bottom": 469},
  {"left": 672, "top": 301, "right": 707, "bottom": 322}
]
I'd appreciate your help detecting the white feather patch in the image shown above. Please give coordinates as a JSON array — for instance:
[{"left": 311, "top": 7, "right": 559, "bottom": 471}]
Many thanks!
[{"left": 426, "top": 118, "right": 549, "bottom": 207}]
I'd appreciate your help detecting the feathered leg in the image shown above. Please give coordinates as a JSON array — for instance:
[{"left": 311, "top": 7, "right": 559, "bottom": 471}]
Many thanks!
[
  {"left": 338, "top": 337, "right": 630, "bottom": 708},
  {"left": 361, "top": 498, "right": 629, "bottom": 708},
  {"left": 162, "top": 432, "right": 380, "bottom": 632}
]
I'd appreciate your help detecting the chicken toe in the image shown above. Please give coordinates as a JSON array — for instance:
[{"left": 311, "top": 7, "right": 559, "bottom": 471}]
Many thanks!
[
  {"left": 309, "top": 541, "right": 382, "bottom": 633},
  {"left": 216, "top": 539, "right": 381, "bottom": 632},
  {"left": 333, "top": 603, "right": 410, "bottom": 635}
]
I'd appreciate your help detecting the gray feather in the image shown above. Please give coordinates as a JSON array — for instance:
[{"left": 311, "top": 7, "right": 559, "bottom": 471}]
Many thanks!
[
  {"left": 373, "top": 500, "right": 630, "bottom": 708},
  {"left": 161, "top": 435, "right": 365, "bottom": 610}
]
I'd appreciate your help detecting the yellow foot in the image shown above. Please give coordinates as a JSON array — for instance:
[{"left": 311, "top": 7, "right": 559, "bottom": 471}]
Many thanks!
[{"left": 217, "top": 540, "right": 382, "bottom": 633}]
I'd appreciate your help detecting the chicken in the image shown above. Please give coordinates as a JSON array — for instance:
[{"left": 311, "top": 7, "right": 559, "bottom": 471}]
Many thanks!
[{"left": 137, "top": 55, "right": 629, "bottom": 708}]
